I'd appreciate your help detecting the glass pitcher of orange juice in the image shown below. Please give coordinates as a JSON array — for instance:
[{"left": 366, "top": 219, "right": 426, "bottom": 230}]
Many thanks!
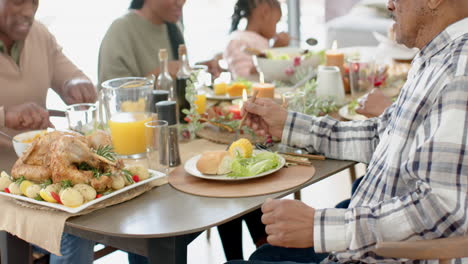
[{"left": 100, "top": 77, "right": 153, "bottom": 157}]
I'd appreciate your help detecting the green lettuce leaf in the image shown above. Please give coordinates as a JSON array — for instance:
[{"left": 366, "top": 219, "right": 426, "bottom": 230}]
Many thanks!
[{"left": 228, "top": 152, "right": 280, "bottom": 178}]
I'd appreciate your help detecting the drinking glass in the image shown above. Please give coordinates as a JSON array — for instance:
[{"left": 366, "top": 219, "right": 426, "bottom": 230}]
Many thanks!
[
  {"left": 100, "top": 77, "right": 153, "bottom": 157},
  {"left": 65, "top": 103, "right": 97, "bottom": 134},
  {"left": 192, "top": 65, "right": 211, "bottom": 88},
  {"left": 145, "top": 120, "right": 169, "bottom": 174},
  {"left": 282, "top": 90, "right": 306, "bottom": 113},
  {"left": 348, "top": 57, "right": 376, "bottom": 99}
]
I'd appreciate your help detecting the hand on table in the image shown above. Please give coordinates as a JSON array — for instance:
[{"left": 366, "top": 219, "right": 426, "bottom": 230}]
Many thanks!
[
  {"left": 5, "top": 103, "right": 53, "bottom": 130},
  {"left": 261, "top": 198, "right": 315, "bottom": 248},
  {"left": 61, "top": 78, "right": 97, "bottom": 105},
  {"left": 355, "top": 88, "right": 393, "bottom": 118},
  {"left": 241, "top": 98, "right": 287, "bottom": 139}
]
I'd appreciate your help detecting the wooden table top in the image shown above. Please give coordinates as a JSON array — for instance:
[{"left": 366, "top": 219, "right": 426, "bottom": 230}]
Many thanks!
[{"left": 65, "top": 158, "right": 355, "bottom": 238}]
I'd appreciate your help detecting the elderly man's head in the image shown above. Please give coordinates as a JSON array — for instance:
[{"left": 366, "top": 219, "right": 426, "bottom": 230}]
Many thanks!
[
  {"left": 388, "top": 0, "right": 468, "bottom": 49},
  {"left": 0, "top": 0, "right": 38, "bottom": 46}
]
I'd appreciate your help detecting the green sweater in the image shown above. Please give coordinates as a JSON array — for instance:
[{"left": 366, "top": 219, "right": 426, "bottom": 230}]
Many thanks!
[{"left": 98, "top": 11, "right": 174, "bottom": 87}]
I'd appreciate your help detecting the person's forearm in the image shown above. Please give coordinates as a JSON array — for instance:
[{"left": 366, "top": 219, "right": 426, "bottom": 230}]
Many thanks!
[
  {"left": 315, "top": 182, "right": 468, "bottom": 261},
  {"left": 281, "top": 111, "right": 385, "bottom": 163}
]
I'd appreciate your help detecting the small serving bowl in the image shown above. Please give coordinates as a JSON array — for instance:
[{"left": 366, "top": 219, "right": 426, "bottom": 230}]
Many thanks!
[
  {"left": 12, "top": 130, "right": 47, "bottom": 157},
  {"left": 257, "top": 47, "right": 322, "bottom": 82}
]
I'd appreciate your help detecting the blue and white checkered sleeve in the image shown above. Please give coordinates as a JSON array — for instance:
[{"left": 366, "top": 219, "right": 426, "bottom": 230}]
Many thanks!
[{"left": 281, "top": 110, "right": 392, "bottom": 163}]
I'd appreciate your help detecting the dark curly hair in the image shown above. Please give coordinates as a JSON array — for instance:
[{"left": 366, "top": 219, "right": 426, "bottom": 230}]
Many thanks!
[
  {"left": 129, "top": 0, "right": 144, "bottom": 9},
  {"left": 230, "top": 0, "right": 280, "bottom": 33}
]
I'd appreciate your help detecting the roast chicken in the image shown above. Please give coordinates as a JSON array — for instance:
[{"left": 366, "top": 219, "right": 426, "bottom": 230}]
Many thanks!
[{"left": 11, "top": 130, "right": 122, "bottom": 191}]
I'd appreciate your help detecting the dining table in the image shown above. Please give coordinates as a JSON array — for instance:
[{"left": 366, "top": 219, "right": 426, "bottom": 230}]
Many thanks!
[{"left": 0, "top": 141, "right": 355, "bottom": 264}]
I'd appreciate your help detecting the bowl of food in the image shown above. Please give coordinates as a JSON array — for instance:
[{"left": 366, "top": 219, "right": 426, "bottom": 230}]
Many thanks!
[
  {"left": 256, "top": 47, "right": 324, "bottom": 82},
  {"left": 12, "top": 130, "right": 47, "bottom": 157}
]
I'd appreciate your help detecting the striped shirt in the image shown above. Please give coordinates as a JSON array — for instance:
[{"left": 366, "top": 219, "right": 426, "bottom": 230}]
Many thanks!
[{"left": 282, "top": 18, "right": 468, "bottom": 263}]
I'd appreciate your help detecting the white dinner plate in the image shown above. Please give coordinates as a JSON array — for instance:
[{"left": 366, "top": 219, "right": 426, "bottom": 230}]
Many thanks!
[
  {"left": 0, "top": 170, "right": 166, "bottom": 214},
  {"left": 338, "top": 105, "right": 368, "bottom": 121},
  {"left": 205, "top": 91, "right": 241, "bottom": 101},
  {"left": 184, "top": 150, "right": 286, "bottom": 181}
]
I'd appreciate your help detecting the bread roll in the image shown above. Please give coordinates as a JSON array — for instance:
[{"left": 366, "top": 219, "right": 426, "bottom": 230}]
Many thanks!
[{"left": 196, "top": 151, "right": 233, "bottom": 175}]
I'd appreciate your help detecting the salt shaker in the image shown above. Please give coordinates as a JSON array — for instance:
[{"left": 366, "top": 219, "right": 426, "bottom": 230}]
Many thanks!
[{"left": 156, "top": 101, "right": 181, "bottom": 167}]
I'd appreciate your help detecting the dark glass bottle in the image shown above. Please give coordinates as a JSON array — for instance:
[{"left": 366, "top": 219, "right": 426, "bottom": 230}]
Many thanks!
[{"left": 175, "top": 44, "right": 191, "bottom": 123}]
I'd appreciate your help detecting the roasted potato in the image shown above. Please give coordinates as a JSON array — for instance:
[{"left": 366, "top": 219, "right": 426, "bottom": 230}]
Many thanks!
[
  {"left": 0, "top": 172, "right": 13, "bottom": 190},
  {"left": 111, "top": 175, "right": 125, "bottom": 190},
  {"left": 25, "top": 184, "right": 41, "bottom": 199},
  {"left": 126, "top": 165, "right": 150, "bottom": 180},
  {"left": 73, "top": 184, "right": 97, "bottom": 202},
  {"left": 8, "top": 182, "right": 22, "bottom": 195},
  {"left": 60, "top": 188, "right": 84, "bottom": 208}
]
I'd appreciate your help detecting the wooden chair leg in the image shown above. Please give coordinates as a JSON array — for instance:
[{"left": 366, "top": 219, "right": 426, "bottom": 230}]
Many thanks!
[
  {"left": 93, "top": 246, "right": 117, "bottom": 260},
  {"left": 294, "top": 190, "right": 301, "bottom": 200},
  {"left": 349, "top": 165, "right": 357, "bottom": 183}
]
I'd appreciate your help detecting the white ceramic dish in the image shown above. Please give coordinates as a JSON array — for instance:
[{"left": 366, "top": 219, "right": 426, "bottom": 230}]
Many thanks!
[
  {"left": 12, "top": 130, "right": 48, "bottom": 157},
  {"left": 184, "top": 150, "right": 286, "bottom": 181},
  {"left": 257, "top": 47, "right": 322, "bottom": 82},
  {"left": 338, "top": 105, "right": 367, "bottom": 121},
  {"left": 205, "top": 91, "right": 242, "bottom": 101},
  {"left": 0, "top": 170, "right": 166, "bottom": 214}
]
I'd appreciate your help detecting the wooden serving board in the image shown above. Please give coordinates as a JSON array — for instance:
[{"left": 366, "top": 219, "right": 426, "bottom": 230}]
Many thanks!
[{"left": 168, "top": 165, "right": 315, "bottom": 198}]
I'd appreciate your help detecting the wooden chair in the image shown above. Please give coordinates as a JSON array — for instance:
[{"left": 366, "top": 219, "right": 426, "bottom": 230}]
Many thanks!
[{"left": 374, "top": 235, "right": 468, "bottom": 264}]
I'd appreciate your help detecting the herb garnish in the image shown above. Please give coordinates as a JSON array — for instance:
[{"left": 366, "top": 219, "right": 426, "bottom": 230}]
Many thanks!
[{"left": 94, "top": 145, "right": 116, "bottom": 162}]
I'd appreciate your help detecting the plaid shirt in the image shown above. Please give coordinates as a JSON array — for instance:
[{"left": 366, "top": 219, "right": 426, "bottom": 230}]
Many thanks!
[{"left": 282, "top": 18, "right": 468, "bottom": 264}]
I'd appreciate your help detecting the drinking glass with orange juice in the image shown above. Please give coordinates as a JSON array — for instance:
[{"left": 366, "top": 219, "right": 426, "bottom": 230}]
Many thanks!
[{"left": 100, "top": 77, "right": 153, "bottom": 157}]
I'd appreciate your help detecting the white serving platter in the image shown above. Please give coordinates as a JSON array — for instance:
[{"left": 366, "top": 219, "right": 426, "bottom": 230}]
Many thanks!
[{"left": 0, "top": 170, "right": 165, "bottom": 214}]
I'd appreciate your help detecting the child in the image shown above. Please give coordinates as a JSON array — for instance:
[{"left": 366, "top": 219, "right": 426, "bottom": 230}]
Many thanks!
[{"left": 223, "top": 0, "right": 290, "bottom": 78}]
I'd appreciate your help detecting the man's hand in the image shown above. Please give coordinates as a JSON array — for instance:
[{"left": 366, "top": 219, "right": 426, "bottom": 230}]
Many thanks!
[
  {"left": 241, "top": 98, "right": 287, "bottom": 138},
  {"left": 5, "top": 103, "right": 53, "bottom": 130},
  {"left": 261, "top": 199, "right": 315, "bottom": 248},
  {"left": 273, "top": 32, "right": 291, "bottom": 48},
  {"left": 355, "top": 88, "right": 393, "bottom": 118},
  {"left": 61, "top": 78, "right": 97, "bottom": 105}
]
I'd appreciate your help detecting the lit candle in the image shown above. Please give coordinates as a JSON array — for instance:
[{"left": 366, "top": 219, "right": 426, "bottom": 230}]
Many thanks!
[
  {"left": 326, "top": 40, "right": 348, "bottom": 92},
  {"left": 326, "top": 40, "right": 345, "bottom": 75},
  {"left": 194, "top": 94, "right": 206, "bottom": 114},
  {"left": 252, "top": 83, "right": 275, "bottom": 99}
]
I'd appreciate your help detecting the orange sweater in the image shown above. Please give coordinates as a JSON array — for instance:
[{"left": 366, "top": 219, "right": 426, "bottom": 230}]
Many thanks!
[{"left": 0, "top": 21, "right": 87, "bottom": 172}]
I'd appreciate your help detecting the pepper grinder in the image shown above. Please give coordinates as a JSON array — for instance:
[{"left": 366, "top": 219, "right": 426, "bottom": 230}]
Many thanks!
[
  {"left": 150, "top": 90, "right": 170, "bottom": 113},
  {"left": 156, "top": 101, "right": 181, "bottom": 167}
]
